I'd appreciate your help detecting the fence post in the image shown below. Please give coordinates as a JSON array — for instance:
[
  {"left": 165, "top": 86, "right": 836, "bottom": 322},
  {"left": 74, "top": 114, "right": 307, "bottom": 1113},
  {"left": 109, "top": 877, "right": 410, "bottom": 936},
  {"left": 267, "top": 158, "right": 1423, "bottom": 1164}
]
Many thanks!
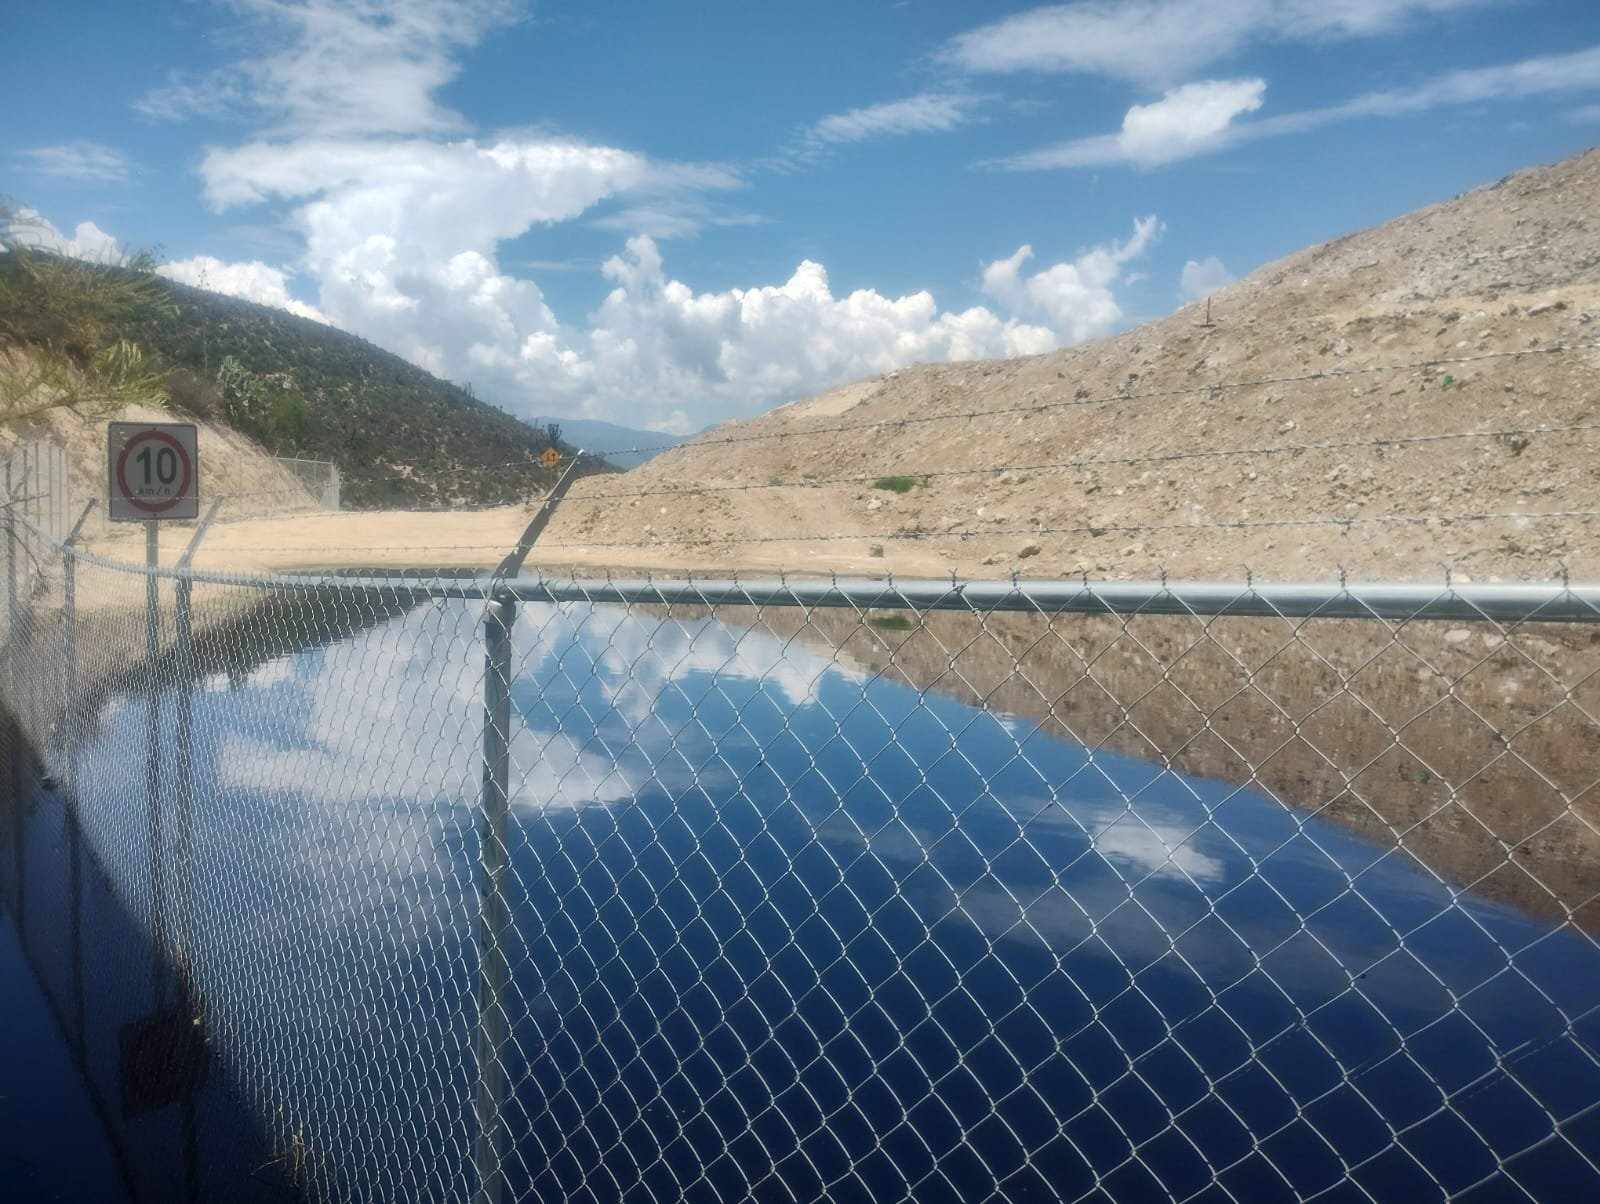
[
  {"left": 144, "top": 520, "right": 168, "bottom": 1004},
  {"left": 5, "top": 459, "right": 15, "bottom": 642},
  {"left": 474, "top": 594, "right": 515, "bottom": 1204},
  {"left": 4, "top": 473, "right": 17, "bottom": 921},
  {"left": 63, "top": 535, "right": 85, "bottom": 1052},
  {"left": 169, "top": 501, "right": 219, "bottom": 988},
  {"left": 53, "top": 501, "right": 93, "bottom": 1058}
]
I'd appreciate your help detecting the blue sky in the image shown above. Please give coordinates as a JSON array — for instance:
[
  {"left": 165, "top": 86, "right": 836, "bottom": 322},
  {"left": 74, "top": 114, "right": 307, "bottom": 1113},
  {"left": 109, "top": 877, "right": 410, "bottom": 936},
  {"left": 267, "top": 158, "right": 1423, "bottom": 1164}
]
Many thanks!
[{"left": 6, "top": 0, "right": 1600, "bottom": 432}]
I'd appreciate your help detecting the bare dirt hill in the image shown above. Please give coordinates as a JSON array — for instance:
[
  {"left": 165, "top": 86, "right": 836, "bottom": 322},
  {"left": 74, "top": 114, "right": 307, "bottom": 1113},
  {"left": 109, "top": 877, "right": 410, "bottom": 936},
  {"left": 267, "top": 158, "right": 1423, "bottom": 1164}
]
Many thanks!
[{"left": 542, "top": 148, "right": 1600, "bottom": 584}]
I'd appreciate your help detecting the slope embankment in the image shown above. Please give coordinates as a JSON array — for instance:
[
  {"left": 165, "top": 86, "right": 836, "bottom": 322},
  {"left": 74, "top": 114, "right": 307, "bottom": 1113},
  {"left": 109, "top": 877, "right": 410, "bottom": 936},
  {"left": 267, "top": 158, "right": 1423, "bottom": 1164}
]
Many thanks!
[
  {"left": 532, "top": 148, "right": 1600, "bottom": 584},
  {"left": 55, "top": 149, "right": 1600, "bottom": 585}
]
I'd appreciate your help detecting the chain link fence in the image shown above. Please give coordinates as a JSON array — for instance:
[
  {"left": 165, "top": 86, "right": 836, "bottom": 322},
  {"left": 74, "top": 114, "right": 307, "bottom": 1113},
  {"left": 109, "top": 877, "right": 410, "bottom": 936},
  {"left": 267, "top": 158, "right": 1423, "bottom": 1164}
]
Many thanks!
[
  {"left": 273, "top": 456, "right": 341, "bottom": 511},
  {"left": 3, "top": 524, "right": 1600, "bottom": 1202}
]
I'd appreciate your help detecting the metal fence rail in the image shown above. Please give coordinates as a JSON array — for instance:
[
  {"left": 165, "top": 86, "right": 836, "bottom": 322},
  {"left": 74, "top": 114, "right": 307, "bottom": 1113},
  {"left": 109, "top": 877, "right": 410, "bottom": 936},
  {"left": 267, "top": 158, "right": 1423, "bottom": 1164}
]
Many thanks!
[{"left": 3, "top": 529, "right": 1599, "bottom": 1203}]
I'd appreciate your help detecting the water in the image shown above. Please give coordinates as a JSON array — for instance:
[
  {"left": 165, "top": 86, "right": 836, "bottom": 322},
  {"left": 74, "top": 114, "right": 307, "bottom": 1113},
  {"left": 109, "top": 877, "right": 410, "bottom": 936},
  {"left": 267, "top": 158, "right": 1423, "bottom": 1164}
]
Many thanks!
[{"left": 11, "top": 596, "right": 1600, "bottom": 1201}]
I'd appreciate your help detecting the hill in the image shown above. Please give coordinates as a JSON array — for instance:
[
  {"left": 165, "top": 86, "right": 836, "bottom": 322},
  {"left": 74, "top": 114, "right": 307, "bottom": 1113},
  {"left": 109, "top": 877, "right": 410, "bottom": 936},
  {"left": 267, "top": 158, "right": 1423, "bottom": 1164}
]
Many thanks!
[
  {"left": 529, "top": 415, "right": 688, "bottom": 468},
  {"left": 545, "top": 148, "right": 1600, "bottom": 583},
  {"left": 125, "top": 279, "right": 603, "bottom": 508}
]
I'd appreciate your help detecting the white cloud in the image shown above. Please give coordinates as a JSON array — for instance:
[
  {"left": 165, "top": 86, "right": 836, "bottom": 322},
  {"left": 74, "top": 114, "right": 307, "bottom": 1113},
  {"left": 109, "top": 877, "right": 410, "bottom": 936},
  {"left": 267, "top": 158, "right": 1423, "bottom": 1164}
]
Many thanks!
[
  {"left": 807, "top": 92, "right": 984, "bottom": 145},
  {"left": 18, "top": 141, "right": 131, "bottom": 183},
  {"left": 590, "top": 198, "right": 768, "bottom": 241},
  {"left": 998, "top": 45, "right": 1600, "bottom": 169},
  {"left": 1119, "top": 79, "right": 1266, "bottom": 163},
  {"left": 980, "top": 216, "right": 1163, "bottom": 343},
  {"left": 545, "top": 235, "right": 1069, "bottom": 427},
  {"left": 116, "top": 0, "right": 1158, "bottom": 428},
  {"left": 992, "top": 76, "right": 1267, "bottom": 169},
  {"left": 197, "top": 106, "right": 1154, "bottom": 427},
  {"left": 136, "top": 0, "right": 520, "bottom": 136},
  {"left": 943, "top": 0, "right": 1488, "bottom": 85},
  {"left": 3, "top": 209, "right": 123, "bottom": 262},
  {"left": 1179, "top": 255, "right": 1233, "bottom": 301},
  {"left": 159, "top": 255, "right": 329, "bottom": 323}
]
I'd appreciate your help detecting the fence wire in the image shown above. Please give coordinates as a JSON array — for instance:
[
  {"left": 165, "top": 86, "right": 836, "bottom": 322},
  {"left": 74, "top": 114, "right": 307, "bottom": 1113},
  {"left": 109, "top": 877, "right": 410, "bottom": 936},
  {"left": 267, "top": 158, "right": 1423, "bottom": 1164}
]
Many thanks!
[{"left": 2, "top": 527, "right": 1600, "bottom": 1203}]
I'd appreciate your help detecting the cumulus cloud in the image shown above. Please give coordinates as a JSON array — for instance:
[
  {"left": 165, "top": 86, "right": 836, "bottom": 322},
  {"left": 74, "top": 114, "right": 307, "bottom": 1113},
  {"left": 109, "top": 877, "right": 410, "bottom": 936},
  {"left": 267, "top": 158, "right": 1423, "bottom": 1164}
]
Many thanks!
[
  {"left": 997, "top": 45, "right": 1600, "bottom": 170},
  {"left": 196, "top": 119, "right": 1155, "bottom": 427},
  {"left": 159, "top": 255, "right": 329, "bottom": 323},
  {"left": 3, "top": 209, "right": 123, "bottom": 261},
  {"left": 524, "top": 235, "right": 1067, "bottom": 429},
  {"left": 1179, "top": 256, "right": 1233, "bottom": 301},
  {"left": 980, "top": 216, "right": 1163, "bottom": 343},
  {"left": 943, "top": 0, "right": 1488, "bottom": 85},
  {"left": 117, "top": 0, "right": 1161, "bottom": 429},
  {"left": 17, "top": 141, "right": 131, "bottom": 183}
]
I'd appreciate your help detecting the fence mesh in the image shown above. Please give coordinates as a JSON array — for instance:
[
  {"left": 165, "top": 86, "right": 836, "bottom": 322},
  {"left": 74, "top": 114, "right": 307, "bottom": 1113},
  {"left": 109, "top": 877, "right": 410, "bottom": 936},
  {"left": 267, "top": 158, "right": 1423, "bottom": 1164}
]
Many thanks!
[
  {"left": 273, "top": 457, "right": 342, "bottom": 511},
  {"left": 2, "top": 530, "right": 1600, "bottom": 1203}
]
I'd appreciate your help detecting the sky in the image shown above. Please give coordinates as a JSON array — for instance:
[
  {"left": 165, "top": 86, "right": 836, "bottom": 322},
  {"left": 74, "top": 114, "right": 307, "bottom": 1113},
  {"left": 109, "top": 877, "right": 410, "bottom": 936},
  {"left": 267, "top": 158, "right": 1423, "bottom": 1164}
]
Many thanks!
[{"left": 5, "top": 0, "right": 1600, "bottom": 435}]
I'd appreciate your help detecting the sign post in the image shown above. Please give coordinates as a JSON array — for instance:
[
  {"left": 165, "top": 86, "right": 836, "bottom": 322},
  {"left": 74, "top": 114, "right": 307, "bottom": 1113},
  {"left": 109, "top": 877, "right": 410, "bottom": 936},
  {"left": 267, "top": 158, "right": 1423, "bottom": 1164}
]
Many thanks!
[{"left": 106, "top": 422, "right": 210, "bottom": 1115}]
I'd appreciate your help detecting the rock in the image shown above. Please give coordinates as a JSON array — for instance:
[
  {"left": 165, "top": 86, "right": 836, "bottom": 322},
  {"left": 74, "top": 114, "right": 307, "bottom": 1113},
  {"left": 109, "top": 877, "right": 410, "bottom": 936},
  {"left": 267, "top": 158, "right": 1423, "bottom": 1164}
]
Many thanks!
[
  {"left": 866, "top": 498, "right": 884, "bottom": 511},
  {"left": 1017, "top": 542, "right": 1042, "bottom": 559},
  {"left": 1445, "top": 629, "right": 1472, "bottom": 645},
  {"left": 868, "top": 543, "right": 885, "bottom": 558}
]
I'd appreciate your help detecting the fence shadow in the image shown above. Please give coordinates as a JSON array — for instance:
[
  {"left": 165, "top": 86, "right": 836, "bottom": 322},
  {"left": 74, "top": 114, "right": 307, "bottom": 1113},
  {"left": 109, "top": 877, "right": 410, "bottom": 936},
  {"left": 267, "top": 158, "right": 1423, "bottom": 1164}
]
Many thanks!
[{"left": 0, "top": 702, "right": 303, "bottom": 1203}]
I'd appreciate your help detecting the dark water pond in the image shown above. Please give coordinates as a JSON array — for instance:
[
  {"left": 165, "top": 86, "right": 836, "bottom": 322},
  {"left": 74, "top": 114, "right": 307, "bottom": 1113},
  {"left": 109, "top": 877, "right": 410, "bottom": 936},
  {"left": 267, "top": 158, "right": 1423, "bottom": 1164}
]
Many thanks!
[{"left": 7, "top": 597, "right": 1600, "bottom": 1202}]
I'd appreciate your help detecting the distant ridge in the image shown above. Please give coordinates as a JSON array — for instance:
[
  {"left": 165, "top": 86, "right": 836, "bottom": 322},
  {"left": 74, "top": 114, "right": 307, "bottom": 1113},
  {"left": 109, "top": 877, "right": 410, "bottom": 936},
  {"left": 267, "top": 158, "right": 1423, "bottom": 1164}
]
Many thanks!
[{"left": 529, "top": 416, "right": 690, "bottom": 468}]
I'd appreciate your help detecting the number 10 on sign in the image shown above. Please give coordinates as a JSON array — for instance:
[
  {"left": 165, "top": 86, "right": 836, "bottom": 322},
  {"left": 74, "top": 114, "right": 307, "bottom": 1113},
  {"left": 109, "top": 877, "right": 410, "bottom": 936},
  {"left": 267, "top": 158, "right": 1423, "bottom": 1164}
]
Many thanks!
[{"left": 107, "top": 422, "right": 201, "bottom": 522}]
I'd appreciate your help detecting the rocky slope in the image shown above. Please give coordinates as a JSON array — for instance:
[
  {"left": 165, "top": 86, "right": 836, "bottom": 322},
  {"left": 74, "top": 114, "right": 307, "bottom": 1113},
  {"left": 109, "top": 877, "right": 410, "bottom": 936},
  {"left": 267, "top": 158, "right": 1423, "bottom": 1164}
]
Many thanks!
[{"left": 549, "top": 149, "right": 1600, "bottom": 583}]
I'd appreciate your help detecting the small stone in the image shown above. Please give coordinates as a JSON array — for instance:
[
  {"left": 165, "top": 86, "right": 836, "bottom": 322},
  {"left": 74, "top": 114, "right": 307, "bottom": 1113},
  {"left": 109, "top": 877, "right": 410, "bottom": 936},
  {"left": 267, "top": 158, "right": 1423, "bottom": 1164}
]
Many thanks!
[
  {"left": 1017, "top": 542, "right": 1042, "bottom": 559},
  {"left": 867, "top": 543, "right": 885, "bottom": 558},
  {"left": 1445, "top": 629, "right": 1472, "bottom": 645}
]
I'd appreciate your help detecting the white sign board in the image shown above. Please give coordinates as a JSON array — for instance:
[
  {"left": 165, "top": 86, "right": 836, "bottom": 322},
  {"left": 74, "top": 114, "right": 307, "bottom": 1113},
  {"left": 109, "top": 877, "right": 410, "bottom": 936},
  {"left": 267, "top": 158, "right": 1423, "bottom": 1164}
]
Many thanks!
[{"left": 107, "top": 422, "right": 200, "bottom": 522}]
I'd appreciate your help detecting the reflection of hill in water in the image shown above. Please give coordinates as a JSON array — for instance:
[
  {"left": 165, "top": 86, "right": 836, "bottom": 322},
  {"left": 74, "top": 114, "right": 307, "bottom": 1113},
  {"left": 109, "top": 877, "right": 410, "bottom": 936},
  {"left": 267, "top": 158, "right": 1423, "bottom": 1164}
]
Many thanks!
[
  {"left": 694, "top": 605, "right": 1600, "bottom": 930},
  {"left": 56, "top": 588, "right": 424, "bottom": 750}
]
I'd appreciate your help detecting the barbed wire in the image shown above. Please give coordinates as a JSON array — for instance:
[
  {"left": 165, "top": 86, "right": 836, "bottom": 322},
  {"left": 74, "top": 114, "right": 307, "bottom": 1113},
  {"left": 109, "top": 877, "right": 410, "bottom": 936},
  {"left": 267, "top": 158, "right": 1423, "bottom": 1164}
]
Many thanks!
[
  {"left": 380, "top": 340, "right": 1598, "bottom": 472},
  {"left": 88, "top": 506, "right": 1599, "bottom": 558},
  {"left": 528, "top": 506, "right": 1600, "bottom": 551},
  {"left": 551, "top": 419, "right": 1600, "bottom": 503}
]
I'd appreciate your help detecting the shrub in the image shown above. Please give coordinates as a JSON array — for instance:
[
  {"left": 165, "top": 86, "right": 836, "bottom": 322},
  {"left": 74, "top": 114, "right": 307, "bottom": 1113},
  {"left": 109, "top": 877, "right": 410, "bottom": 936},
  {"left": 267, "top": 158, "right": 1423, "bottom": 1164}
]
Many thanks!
[
  {"left": 166, "top": 366, "right": 223, "bottom": 417},
  {"left": 872, "top": 475, "right": 925, "bottom": 493}
]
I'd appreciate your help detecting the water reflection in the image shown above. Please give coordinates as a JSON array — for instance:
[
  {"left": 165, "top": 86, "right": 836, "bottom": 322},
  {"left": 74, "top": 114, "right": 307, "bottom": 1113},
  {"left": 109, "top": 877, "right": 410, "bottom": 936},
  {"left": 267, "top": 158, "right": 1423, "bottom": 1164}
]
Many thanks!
[{"left": 31, "top": 597, "right": 1600, "bottom": 1202}]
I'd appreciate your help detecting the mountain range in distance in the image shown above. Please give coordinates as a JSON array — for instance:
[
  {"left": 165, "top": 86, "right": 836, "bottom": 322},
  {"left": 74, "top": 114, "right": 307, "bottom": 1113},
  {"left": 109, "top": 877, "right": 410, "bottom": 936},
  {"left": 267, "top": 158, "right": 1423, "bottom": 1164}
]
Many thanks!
[{"left": 528, "top": 415, "right": 695, "bottom": 468}]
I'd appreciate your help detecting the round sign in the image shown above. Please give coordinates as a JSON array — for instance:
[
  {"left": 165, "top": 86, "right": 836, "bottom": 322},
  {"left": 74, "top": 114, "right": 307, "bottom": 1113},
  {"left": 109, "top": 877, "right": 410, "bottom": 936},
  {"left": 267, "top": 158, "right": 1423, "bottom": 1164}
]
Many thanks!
[{"left": 115, "top": 429, "right": 194, "bottom": 515}]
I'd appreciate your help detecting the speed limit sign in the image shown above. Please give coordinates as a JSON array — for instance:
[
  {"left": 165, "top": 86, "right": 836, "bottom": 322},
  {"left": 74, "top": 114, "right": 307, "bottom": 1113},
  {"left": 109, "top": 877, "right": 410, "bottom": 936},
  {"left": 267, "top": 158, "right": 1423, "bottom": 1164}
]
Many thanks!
[{"left": 108, "top": 422, "right": 200, "bottom": 521}]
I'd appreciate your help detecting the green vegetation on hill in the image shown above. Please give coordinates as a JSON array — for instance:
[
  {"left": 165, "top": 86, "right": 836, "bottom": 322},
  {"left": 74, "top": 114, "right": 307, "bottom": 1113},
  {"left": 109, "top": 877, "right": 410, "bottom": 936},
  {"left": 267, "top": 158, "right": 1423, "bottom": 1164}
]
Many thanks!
[
  {"left": 131, "top": 278, "right": 599, "bottom": 508},
  {"left": 0, "top": 209, "right": 171, "bottom": 430},
  {"left": 1, "top": 198, "right": 604, "bottom": 509}
]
